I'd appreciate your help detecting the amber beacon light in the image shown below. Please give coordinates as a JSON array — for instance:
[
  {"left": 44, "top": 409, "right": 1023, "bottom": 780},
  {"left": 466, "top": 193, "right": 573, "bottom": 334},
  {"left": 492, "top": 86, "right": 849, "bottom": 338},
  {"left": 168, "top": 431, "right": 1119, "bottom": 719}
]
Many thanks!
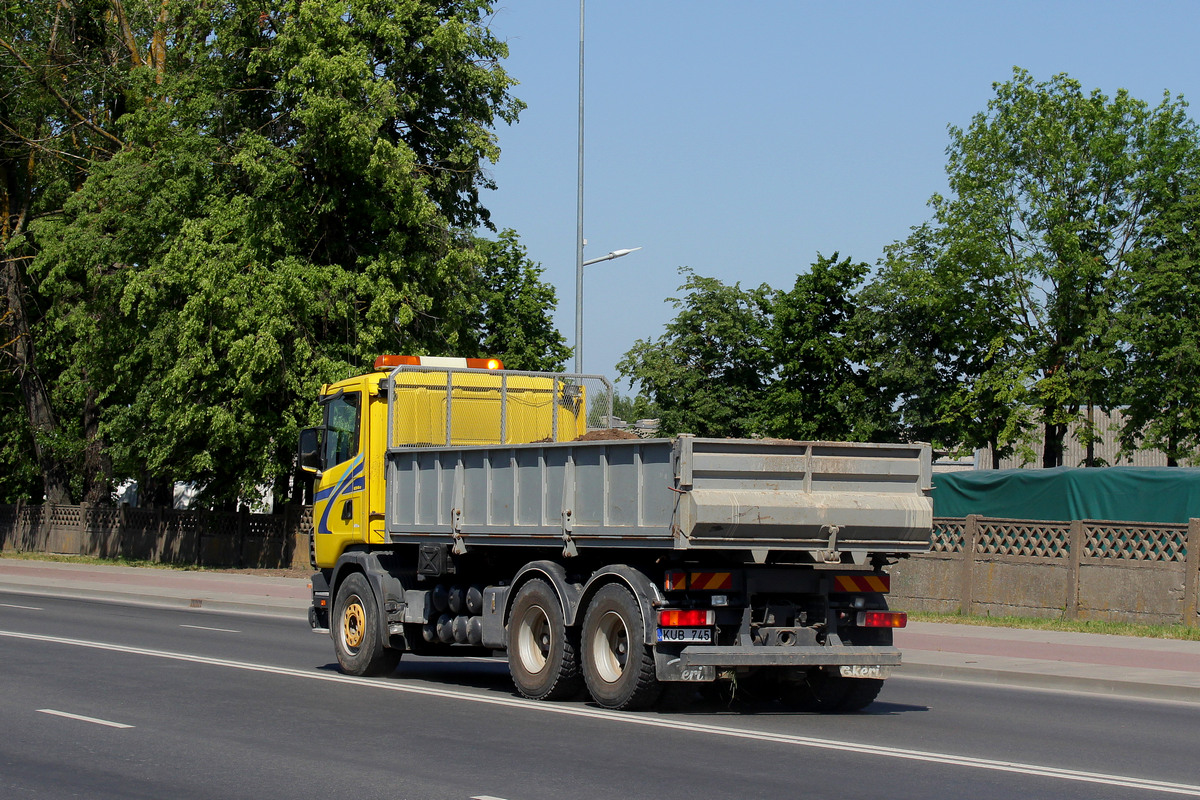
[{"left": 373, "top": 355, "right": 504, "bottom": 371}]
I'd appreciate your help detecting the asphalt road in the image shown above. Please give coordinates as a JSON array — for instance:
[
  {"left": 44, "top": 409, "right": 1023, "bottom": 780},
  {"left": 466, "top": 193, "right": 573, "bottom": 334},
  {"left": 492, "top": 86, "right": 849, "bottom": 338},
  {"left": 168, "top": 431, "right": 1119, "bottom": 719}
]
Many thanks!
[{"left": 3, "top": 591, "right": 1199, "bottom": 800}]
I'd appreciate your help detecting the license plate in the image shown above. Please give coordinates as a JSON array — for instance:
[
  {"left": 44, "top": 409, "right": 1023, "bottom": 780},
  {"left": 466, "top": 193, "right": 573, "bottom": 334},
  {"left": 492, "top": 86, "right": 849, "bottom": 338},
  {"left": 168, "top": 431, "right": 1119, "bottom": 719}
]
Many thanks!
[
  {"left": 839, "top": 664, "right": 892, "bottom": 679},
  {"left": 656, "top": 627, "right": 712, "bottom": 643}
]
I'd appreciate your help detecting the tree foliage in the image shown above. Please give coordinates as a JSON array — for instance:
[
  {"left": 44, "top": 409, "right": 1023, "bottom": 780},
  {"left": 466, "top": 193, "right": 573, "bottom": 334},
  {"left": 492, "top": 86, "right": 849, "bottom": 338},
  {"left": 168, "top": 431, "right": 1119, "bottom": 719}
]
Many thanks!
[
  {"left": 863, "top": 223, "right": 1037, "bottom": 465},
  {"left": 617, "top": 269, "right": 774, "bottom": 438},
  {"left": 872, "top": 68, "right": 1200, "bottom": 466},
  {"left": 1, "top": 1, "right": 569, "bottom": 507},
  {"left": 468, "top": 230, "right": 570, "bottom": 372},
  {"left": 1116, "top": 177, "right": 1200, "bottom": 465},
  {"left": 765, "top": 253, "right": 885, "bottom": 441},
  {"left": 621, "top": 72, "right": 1200, "bottom": 467}
]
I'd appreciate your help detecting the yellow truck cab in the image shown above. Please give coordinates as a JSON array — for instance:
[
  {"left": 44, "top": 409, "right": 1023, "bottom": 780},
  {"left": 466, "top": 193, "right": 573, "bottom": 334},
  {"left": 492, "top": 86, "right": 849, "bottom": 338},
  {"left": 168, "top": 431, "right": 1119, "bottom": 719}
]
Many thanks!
[{"left": 301, "top": 355, "right": 587, "bottom": 571}]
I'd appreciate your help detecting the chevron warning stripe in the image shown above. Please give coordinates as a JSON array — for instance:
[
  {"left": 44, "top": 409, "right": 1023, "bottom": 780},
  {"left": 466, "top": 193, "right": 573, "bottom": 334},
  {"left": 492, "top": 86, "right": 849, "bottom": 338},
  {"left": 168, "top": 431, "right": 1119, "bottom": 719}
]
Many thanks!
[
  {"left": 688, "top": 572, "right": 733, "bottom": 591},
  {"left": 664, "top": 571, "right": 734, "bottom": 591},
  {"left": 833, "top": 574, "right": 891, "bottom": 593}
]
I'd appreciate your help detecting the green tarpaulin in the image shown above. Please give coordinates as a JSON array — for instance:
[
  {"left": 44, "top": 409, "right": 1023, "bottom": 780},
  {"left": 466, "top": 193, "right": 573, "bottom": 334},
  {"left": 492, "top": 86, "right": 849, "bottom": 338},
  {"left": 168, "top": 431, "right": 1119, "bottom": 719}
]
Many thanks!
[{"left": 931, "top": 467, "right": 1200, "bottom": 524}]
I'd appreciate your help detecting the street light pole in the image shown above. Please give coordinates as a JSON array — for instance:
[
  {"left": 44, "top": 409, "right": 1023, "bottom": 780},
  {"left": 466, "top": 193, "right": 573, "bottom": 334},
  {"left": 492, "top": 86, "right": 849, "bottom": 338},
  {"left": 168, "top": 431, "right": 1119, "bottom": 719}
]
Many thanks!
[
  {"left": 574, "top": 0, "right": 585, "bottom": 374},
  {"left": 572, "top": 2, "right": 640, "bottom": 375}
]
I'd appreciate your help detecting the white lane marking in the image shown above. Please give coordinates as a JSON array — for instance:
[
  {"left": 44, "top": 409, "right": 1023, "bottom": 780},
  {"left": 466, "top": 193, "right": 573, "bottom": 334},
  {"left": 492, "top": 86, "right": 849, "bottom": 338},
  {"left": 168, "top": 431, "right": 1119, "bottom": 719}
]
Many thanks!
[
  {"left": 4, "top": 630, "right": 1199, "bottom": 797},
  {"left": 38, "top": 709, "right": 134, "bottom": 729},
  {"left": 180, "top": 624, "right": 240, "bottom": 633},
  {"left": 471, "top": 796, "right": 508, "bottom": 800},
  {"left": 0, "top": 603, "right": 42, "bottom": 610}
]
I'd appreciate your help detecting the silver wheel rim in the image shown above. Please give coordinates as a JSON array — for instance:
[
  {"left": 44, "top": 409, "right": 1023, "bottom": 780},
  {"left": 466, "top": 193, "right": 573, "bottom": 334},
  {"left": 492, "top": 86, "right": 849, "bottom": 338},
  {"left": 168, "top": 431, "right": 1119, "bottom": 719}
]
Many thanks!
[
  {"left": 516, "top": 604, "right": 551, "bottom": 675},
  {"left": 592, "top": 609, "right": 629, "bottom": 683}
]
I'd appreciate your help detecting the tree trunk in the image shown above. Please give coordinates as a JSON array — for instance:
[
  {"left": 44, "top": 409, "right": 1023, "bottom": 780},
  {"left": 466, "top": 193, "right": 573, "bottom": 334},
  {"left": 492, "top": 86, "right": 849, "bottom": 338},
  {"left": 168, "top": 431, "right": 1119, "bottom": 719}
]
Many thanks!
[
  {"left": 1042, "top": 417, "right": 1065, "bottom": 469},
  {"left": 81, "top": 381, "right": 111, "bottom": 504},
  {"left": 139, "top": 473, "right": 174, "bottom": 509},
  {"left": 2, "top": 256, "right": 73, "bottom": 503},
  {"left": 1084, "top": 402, "right": 1095, "bottom": 468}
]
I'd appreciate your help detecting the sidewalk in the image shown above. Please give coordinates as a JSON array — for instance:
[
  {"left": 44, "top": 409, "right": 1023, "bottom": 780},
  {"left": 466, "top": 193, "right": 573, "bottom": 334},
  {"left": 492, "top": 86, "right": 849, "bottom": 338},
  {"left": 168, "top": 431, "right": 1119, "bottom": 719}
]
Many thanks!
[
  {"left": 0, "top": 557, "right": 310, "bottom": 618},
  {"left": 896, "top": 621, "right": 1200, "bottom": 703},
  {"left": 2, "top": 556, "right": 1199, "bottom": 704}
]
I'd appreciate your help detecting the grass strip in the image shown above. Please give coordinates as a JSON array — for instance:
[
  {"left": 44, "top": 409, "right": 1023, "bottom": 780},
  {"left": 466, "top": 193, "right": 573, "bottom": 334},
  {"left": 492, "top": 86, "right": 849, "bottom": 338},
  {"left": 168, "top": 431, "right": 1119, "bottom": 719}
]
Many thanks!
[{"left": 907, "top": 611, "right": 1200, "bottom": 641}]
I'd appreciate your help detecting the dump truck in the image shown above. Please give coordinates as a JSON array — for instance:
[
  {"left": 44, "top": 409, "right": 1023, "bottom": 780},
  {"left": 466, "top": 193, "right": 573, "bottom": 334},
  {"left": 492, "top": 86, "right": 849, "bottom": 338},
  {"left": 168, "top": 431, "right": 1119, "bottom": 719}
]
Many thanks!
[{"left": 299, "top": 356, "right": 932, "bottom": 711}]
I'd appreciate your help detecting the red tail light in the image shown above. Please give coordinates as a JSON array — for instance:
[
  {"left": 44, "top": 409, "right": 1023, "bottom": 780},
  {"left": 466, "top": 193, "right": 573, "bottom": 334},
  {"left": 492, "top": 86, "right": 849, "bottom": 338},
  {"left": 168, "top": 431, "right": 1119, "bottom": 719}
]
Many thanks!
[
  {"left": 857, "top": 611, "right": 907, "bottom": 628},
  {"left": 658, "top": 609, "right": 715, "bottom": 627}
]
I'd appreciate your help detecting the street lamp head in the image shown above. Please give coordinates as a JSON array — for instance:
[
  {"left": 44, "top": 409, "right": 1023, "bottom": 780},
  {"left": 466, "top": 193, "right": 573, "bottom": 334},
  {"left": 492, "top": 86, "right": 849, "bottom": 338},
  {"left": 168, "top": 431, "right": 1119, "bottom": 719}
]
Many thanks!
[{"left": 582, "top": 246, "right": 642, "bottom": 267}]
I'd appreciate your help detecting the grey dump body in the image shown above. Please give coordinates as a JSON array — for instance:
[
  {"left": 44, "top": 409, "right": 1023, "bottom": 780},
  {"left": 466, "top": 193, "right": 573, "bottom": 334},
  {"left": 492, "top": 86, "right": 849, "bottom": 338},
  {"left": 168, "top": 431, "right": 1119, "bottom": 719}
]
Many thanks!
[
  {"left": 385, "top": 435, "right": 932, "bottom": 557},
  {"left": 367, "top": 365, "right": 933, "bottom": 689}
]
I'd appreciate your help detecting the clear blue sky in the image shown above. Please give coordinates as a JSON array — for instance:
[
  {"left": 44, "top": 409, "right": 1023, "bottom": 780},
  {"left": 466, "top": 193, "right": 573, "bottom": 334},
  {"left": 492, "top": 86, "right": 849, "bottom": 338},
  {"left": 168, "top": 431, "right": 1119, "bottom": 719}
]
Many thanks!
[{"left": 480, "top": 1, "right": 1200, "bottom": 387}]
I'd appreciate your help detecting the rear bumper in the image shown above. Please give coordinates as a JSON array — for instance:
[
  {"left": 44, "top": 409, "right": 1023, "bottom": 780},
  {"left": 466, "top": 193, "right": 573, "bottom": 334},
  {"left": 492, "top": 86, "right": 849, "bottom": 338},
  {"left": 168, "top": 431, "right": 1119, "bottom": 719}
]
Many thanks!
[{"left": 678, "top": 644, "right": 902, "bottom": 668}]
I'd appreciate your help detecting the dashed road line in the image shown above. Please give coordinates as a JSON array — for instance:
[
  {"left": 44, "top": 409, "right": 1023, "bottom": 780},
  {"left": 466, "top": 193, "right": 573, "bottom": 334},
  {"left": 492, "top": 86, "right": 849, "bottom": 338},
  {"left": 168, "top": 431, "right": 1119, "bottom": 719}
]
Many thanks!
[
  {"left": 180, "top": 624, "right": 241, "bottom": 633},
  {"left": 38, "top": 709, "right": 134, "bottom": 729}
]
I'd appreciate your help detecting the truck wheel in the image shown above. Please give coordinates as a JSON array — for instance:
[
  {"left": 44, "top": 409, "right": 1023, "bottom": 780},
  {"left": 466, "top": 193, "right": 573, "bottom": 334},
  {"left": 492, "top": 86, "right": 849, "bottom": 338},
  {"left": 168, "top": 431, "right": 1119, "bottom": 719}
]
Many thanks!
[
  {"left": 333, "top": 572, "right": 401, "bottom": 677},
  {"left": 782, "top": 669, "right": 883, "bottom": 713},
  {"left": 506, "top": 579, "right": 582, "bottom": 701},
  {"left": 581, "top": 583, "right": 661, "bottom": 710}
]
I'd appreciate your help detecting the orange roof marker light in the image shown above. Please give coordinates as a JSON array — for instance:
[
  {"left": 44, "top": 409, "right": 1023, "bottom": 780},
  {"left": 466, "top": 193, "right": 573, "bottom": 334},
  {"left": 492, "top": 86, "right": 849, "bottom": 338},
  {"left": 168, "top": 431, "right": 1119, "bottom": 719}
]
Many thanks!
[{"left": 373, "top": 355, "right": 504, "bottom": 371}]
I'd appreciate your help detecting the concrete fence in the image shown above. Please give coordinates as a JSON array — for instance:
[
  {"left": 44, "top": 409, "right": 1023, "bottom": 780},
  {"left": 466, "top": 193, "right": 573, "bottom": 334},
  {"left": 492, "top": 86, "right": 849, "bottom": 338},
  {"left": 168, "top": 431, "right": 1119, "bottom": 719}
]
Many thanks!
[
  {"left": 0, "top": 501, "right": 313, "bottom": 571},
  {"left": 4, "top": 503, "right": 1198, "bottom": 626},
  {"left": 890, "top": 516, "right": 1200, "bottom": 627}
]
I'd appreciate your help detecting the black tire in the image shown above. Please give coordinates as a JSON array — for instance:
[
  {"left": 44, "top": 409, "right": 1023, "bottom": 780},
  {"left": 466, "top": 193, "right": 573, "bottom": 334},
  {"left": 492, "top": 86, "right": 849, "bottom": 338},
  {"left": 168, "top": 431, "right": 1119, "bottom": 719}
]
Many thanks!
[
  {"left": 580, "top": 583, "right": 661, "bottom": 710},
  {"left": 781, "top": 669, "right": 884, "bottom": 713},
  {"left": 506, "top": 578, "right": 583, "bottom": 701},
  {"left": 839, "top": 677, "right": 886, "bottom": 711},
  {"left": 333, "top": 572, "right": 402, "bottom": 677}
]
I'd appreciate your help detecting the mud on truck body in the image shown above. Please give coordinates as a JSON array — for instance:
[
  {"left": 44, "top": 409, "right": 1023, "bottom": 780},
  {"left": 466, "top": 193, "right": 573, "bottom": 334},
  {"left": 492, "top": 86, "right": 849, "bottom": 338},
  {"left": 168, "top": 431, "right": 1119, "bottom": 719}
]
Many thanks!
[{"left": 299, "top": 356, "right": 932, "bottom": 711}]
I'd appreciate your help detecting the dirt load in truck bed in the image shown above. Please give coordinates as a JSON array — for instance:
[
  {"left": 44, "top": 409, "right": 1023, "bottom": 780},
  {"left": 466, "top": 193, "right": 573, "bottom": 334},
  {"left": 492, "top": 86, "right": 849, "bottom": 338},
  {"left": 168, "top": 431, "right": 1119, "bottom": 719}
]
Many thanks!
[
  {"left": 575, "top": 428, "right": 641, "bottom": 441},
  {"left": 530, "top": 428, "right": 641, "bottom": 443}
]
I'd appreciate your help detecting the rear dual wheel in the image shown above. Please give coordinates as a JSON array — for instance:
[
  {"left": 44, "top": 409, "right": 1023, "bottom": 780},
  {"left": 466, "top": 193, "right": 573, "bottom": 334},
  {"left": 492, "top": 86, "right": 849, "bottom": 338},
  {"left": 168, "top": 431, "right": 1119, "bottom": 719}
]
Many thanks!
[
  {"left": 580, "top": 584, "right": 661, "bottom": 710},
  {"left": 781, "top": 669, "right": 884, "bottom": 712},
  {"left": 507, "top": 579, "right": 583, "bottom": 700}
]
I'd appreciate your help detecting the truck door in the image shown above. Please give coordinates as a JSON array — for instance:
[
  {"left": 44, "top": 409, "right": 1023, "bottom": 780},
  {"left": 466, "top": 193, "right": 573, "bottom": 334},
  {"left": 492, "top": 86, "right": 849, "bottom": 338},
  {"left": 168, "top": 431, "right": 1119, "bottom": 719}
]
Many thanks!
[{"left": 313, "top": 389, "right": 366, "bottom": 564}]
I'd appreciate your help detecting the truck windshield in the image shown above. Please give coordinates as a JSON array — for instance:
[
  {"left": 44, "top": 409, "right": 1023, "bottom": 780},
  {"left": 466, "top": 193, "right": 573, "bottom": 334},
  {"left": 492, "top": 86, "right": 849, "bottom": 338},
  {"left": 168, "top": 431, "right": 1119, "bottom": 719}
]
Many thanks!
[{"left": 323, "top": 392, "right": 360, "bottom": 466}]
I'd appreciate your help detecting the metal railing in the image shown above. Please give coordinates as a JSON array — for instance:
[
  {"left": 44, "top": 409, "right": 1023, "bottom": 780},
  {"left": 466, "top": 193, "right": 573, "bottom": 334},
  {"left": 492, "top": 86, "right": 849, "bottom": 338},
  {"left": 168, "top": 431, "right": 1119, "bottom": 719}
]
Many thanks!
[{"left": 384, "top": 365, "right": 613, "bottom": 449}]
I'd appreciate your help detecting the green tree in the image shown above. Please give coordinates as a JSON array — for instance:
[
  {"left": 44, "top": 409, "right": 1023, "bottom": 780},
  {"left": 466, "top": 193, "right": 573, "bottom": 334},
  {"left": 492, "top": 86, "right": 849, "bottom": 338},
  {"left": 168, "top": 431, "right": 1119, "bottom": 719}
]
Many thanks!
[
  {"left": 1, "top": 0, "right": 140, "bottom": 503},
  {"left": 896, "top": 68, "right": 1200, "bottom": 466},
  {"left": 764, "top": 253, "right": 886, "bottom": 441},
  {"left": 611, "top": 393, "right": 661, "bottom": 424},
  {"left": 864, "top": 224, "right": 1037, "bottom": 466},
  {"left": 6, "top": 1, "right": 551, "bottom": 507},
  {"left": 468, "top": 230, "right": 570, "bottom": 371},
  {"left": 0, "top": 370, "right": 40, "bottom": 502},
  {"left": 1116, "top": 178, "right": 1200, "bottom": 465},
  {"left": 618, "top": 269, "right": 774, "bottom": 438}
]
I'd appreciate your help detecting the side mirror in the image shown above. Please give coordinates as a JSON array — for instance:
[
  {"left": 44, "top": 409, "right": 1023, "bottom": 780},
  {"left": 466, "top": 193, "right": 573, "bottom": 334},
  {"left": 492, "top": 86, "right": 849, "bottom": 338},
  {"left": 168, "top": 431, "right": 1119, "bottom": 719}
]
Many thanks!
[{"left": 298, "top": 428, "right": 322, "bottom": 474}]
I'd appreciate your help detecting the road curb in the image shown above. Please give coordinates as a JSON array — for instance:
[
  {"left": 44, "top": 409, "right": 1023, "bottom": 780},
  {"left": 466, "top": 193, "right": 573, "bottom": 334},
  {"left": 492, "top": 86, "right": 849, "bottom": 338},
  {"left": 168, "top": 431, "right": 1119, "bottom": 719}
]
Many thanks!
[
  {"left": 900, "top": 661, "right": 1200, "bottom": 705},
  {"left": 0, "top": 583, "right": 310, "bottom": 621}
]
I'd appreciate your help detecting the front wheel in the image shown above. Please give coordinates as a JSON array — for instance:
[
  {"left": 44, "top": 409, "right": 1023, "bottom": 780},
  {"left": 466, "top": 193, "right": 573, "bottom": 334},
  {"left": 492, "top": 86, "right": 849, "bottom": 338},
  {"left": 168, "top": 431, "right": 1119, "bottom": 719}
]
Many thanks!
[
  {"left": 333, "top": 572, "right": 401, "bottom": 677},
  {"left": 581, "top": 584, "right": 661, "bottom": 710}
]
